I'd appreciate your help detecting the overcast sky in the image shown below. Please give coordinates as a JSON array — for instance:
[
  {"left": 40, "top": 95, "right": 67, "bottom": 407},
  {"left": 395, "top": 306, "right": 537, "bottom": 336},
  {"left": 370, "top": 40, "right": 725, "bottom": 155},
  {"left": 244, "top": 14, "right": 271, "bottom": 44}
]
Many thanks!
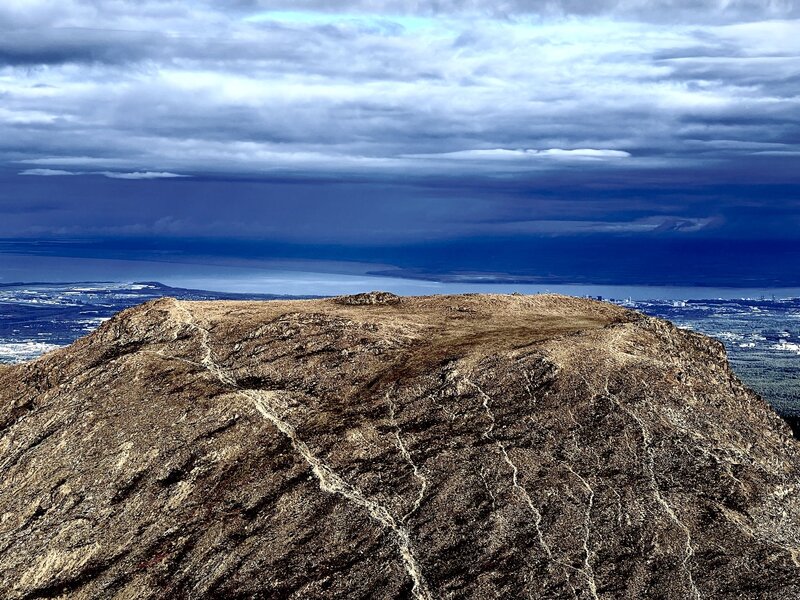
[{"left": 2, "top": 1, "right": 799, "bottom": 286}]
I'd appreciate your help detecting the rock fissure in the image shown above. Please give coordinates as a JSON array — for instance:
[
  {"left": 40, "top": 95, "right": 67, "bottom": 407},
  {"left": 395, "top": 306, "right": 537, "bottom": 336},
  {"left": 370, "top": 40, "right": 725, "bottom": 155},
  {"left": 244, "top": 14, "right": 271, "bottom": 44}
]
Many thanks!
[
  {"left": 386, "top": 391, "right": 428, "bottom": 522},
  {"left": 602, "top": 375, "right": 702, "bottom": 600},
  {"left": 463, "top": 376, "right": 552, "bottom": 560},
  {"left": 564, "top": 463, "right": 599, "bottom": 600},
  {"left": 172, "top": 300, "right": 434, "bottom": 600}
]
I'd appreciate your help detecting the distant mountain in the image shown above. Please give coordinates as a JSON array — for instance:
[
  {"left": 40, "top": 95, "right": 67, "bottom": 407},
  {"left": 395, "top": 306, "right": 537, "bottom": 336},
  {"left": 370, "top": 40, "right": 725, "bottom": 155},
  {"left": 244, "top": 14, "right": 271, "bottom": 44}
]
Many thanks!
[
  {"left": 1, "top": 293, "right": 798, "bottom": 598},
  {"left": 0, "top": 281, "right": 314, "bottom": 363}
]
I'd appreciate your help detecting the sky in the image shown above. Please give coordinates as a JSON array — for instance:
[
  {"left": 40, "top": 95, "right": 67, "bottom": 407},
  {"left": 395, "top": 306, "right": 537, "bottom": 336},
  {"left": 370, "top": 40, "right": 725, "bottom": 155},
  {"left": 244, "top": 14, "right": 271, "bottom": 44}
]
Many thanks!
[{"left": 1, "top": 1, "right": 800, "bottom": 289}]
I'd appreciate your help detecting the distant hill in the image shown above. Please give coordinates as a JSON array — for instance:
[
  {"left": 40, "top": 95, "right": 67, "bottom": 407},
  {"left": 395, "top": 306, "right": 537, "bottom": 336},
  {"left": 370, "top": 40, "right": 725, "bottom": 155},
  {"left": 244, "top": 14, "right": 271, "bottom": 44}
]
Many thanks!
[{"left": 0, "top": 281, "right": 316, "bottom": 363}]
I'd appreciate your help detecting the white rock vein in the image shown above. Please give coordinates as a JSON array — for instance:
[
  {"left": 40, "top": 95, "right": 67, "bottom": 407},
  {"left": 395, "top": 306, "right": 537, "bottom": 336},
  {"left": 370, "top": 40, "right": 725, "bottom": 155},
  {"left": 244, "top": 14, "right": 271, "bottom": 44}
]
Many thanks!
[{"left": 172, "top": 301, "right": 434, "bottom": 600}]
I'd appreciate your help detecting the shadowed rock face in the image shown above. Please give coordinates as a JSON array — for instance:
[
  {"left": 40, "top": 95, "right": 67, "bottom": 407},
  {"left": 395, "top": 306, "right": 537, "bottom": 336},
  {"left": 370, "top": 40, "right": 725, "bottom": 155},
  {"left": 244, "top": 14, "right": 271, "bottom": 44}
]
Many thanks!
[{"left": 0, "top": 293, "right": 799, "bottom": 599}]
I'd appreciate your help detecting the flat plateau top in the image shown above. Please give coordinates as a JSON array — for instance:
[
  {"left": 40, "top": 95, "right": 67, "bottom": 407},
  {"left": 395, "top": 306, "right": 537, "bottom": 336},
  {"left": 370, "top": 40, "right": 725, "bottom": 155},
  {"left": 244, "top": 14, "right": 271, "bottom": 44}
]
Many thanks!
[{"left": 166, "top": 292, "right": 633, "bottom": 360}]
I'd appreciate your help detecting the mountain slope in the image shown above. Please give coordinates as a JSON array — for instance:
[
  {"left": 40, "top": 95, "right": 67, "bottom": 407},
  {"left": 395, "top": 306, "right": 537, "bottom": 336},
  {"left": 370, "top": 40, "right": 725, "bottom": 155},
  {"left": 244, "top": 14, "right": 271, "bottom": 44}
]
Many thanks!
[{"left": 0, "top": 293, "right": 798, "bottom": 599}]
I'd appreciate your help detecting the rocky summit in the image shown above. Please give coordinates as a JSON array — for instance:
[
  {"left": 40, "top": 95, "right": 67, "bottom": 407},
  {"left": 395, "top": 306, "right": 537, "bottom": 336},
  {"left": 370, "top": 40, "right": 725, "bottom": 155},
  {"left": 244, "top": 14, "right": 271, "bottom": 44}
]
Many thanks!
[{"left": 1, "top": 293, "right": 799, "bottom": 599}]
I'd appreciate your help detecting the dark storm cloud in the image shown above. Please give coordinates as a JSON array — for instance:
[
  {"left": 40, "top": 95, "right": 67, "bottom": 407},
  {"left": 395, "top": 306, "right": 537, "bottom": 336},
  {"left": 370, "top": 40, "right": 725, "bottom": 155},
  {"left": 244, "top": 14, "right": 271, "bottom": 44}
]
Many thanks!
[
  {"left": 0, "top": 29, "right": 162, "bottom": 66},
  {"left": 1, "top": 0, "right": 799, "bottom": 255}
]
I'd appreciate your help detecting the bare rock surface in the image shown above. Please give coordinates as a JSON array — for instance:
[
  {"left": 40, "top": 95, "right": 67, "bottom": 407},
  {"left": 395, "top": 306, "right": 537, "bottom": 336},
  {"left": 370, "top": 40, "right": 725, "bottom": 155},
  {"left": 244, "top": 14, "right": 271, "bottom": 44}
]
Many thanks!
[
  {"left": 334, "top": 291, "right": 402, "bottom": 305},
  {"left": 1, "top": 293, "right": 799, "bottom": 599}
]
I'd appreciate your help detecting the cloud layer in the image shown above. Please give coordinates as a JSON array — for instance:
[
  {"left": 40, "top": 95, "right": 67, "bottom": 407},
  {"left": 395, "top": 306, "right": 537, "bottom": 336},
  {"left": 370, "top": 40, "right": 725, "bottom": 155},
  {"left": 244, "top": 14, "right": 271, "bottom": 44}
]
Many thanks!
[
  {"left": 1, "top": 0, "right": 799, "bottom": 279},
  {"left": 0, "top": 1, "right": 798, "bottom": 178}
]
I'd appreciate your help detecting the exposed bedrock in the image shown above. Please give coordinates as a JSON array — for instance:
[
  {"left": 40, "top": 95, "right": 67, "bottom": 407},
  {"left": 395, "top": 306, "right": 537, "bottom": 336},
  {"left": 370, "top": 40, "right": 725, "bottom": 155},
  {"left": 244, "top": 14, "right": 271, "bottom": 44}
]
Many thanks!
[{"left": 0, "top": 293, "right": 798, "bottom": 599}]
